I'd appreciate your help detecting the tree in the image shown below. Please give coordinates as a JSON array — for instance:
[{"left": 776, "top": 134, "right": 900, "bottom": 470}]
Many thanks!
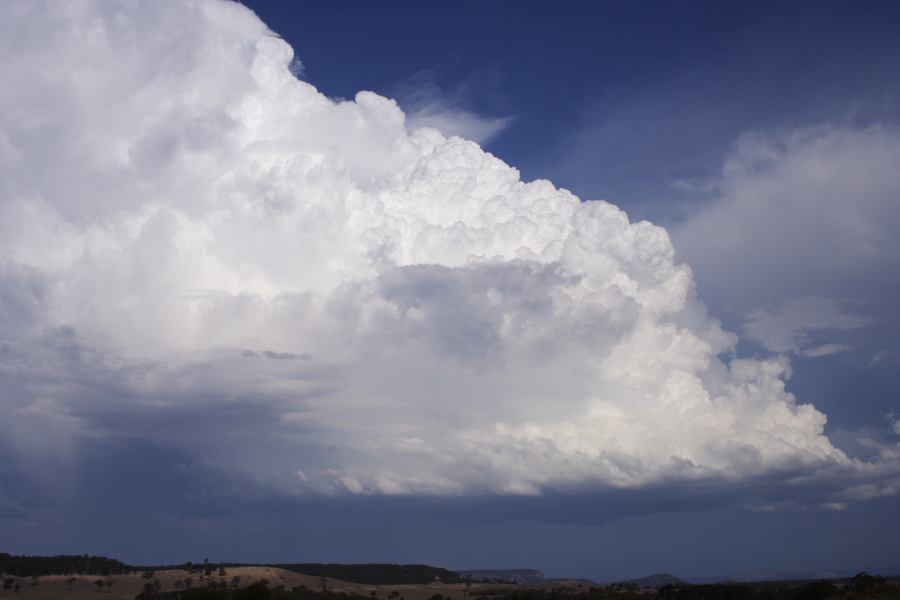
[
  {"left": 851, "top": 571, "right": 884, "bottom": 589},
  {"left": 796, "top": 580, "right": 838, "bottom": 600}
]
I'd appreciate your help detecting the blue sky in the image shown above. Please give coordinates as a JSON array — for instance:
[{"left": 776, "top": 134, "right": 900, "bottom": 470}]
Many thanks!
[{"left": 1, "top": 0, "right": 899, "bottom": 582}]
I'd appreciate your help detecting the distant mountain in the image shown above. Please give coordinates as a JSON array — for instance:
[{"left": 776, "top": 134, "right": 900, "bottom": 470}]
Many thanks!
[
  {"left": 459, "top": 569, "right": 544, "bottom": 585},
  {"left": 731, "top": 570, "right": 841, "bottom": 583},
  {"left": 544, "top": 578, "right": 598, "bottom": 586},
  {"left": 623, "top": 573, "right": 682, "bottom": 588}
]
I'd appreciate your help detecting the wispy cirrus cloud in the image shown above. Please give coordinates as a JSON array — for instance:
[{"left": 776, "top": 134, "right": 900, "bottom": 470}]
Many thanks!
[{"left": 394, "top": 70, "right": 513, "bottom": 145}]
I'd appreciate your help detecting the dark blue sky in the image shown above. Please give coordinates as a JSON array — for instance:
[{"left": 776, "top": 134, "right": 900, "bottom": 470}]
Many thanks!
[{"left": 2, "top": 0, "right": 900, "bottom": 582}]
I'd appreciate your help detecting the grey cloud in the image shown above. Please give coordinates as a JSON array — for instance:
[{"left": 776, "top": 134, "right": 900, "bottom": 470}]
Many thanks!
[
  {"left": 673, "top": 125, "right": 900, "bottom": 372},
  {"left": 800, "top": 344, "right": 852, "bottom": 359},
  {"left": 741, "top": 297, "right": 872, "bottom": 355},
  {"left": 243, "top": 349, "right": 311, "bottom": 360}
]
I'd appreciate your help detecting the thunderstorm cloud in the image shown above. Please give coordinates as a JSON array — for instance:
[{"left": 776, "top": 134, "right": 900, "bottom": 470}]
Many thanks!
[{"left": 1, "top": 0, "right": 897, "bottom": 512}]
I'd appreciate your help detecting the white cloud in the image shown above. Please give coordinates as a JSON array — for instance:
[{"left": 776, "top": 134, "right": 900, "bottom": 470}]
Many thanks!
[{"left": 0, "top": 0, "right": 893, "bottom": 504}]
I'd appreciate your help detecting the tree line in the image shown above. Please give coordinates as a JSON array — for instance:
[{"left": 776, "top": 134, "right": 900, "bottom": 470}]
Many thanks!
[
  {"left": 272, "top": 564, "right": 464, "bottom": 585},
  {"left": 0, "top": 553, "right": 131, "bottom": 577}
]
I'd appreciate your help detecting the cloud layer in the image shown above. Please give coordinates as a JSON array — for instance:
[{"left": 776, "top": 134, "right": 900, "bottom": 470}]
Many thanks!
[{"left": 0, "top": 0, "right": 893, "bottom": 509}]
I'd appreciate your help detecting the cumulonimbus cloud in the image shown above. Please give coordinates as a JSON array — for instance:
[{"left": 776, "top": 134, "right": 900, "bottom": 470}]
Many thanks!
[{"left": 0, "top": 0, "right": 895, "bottom": 504}]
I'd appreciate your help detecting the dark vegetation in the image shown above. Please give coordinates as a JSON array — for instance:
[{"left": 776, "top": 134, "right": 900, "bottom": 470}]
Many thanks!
[
  {"left": 132, "top": 573, "right": 900, "bottom": 600},
  {"left": 483, "top": 574, "right": 900, "bottom": 600},
  {"left": 272, "top": 564, "right": 464, "bottom": 585},
  {"left": 459, "top": 571, "right": 543, "bottom": 585},
  {"left": 0, "top": 553, "right": 131, "bottom": 577}
]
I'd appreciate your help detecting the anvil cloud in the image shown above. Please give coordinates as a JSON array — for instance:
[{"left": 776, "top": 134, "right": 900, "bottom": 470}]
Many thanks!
[{"left": 0, "top": 0, "right": 893, "bottom": 509}]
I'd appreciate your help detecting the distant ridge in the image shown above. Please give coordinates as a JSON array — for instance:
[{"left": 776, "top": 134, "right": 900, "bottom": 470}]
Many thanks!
[
  {"left": 458, "top": 569, "right": 544, "bottom": 585},
  {"left": 686, "top": 566, "right": 900, "bottom": 584},
  {"left": 623, "top": 573, "right": 682, "bottom": 588}
]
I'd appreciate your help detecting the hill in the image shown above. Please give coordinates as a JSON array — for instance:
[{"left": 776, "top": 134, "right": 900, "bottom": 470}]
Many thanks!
[{"left": 623, "top": 573, "right": 682, "bottom": 588}]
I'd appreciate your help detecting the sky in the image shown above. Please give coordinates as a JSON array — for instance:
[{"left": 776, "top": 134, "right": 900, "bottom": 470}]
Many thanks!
[{"left": 1, "top": 0, "right": 899, "bottom": 582}]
